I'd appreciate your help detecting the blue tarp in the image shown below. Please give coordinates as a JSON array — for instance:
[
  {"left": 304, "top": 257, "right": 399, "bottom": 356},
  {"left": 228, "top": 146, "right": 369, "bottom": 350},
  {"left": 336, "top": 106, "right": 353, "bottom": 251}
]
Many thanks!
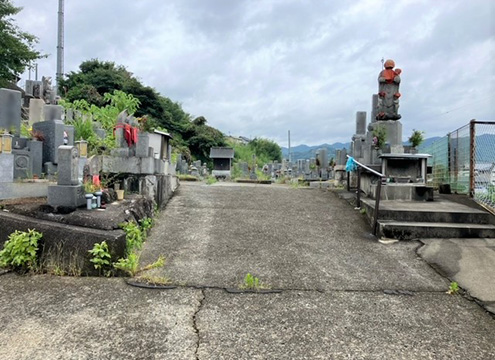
[{"left": 345, "top": 156, "right": 357, "bottom": 172}]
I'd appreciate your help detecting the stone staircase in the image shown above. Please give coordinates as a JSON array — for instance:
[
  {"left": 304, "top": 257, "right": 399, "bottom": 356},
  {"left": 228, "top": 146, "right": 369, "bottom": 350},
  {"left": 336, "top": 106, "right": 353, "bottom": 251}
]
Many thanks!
[{"left": 360, "top": 196, "right": 495, "bottom": 240}]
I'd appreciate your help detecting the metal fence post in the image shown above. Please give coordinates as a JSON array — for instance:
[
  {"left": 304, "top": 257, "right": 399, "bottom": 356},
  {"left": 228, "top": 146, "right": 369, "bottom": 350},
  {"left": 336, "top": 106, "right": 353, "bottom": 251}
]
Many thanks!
[
  {"left": 373, "top": 177, "right": 382, "bottom": 236},
  {"left": 356, "top": 167, "right": 361, "bottom": 208},
  {"left": 469, "top": 119, "right": 476, "bottom": 197}
]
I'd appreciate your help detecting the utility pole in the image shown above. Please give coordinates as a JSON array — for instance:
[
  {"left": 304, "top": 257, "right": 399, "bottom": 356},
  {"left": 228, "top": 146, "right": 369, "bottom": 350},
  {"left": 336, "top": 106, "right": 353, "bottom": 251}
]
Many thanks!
[
  {"left": 288, "top": 130, "right": 291, "bottom": 162},
  {"left": 56, "top": 0, "right": 65, "bottom": 92}
]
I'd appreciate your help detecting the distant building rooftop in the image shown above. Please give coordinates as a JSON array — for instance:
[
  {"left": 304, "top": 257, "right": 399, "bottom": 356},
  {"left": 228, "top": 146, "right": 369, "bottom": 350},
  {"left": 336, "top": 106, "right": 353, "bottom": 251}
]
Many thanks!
[
  {"left": 153, "top": 130, "right": 173, "bottom": 139},
  {"left": 210, "top": 147, "right": 235, "bottom": 159}
]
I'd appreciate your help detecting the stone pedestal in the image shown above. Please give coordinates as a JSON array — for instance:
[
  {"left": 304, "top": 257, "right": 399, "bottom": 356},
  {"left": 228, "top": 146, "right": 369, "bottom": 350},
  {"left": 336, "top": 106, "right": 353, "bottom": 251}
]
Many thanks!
[
  {"left": 47, "top": 185, "right": 85, "bottom": 207},
  {"left": 369, "top": 120, "right": 403, "bottom": 153}
]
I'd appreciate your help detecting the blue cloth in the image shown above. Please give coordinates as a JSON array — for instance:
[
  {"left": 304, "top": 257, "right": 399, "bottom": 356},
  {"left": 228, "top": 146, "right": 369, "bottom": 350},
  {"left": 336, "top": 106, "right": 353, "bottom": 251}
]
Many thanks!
[{"left": 345, "top": 156, "right": 357, "bottom": 172}]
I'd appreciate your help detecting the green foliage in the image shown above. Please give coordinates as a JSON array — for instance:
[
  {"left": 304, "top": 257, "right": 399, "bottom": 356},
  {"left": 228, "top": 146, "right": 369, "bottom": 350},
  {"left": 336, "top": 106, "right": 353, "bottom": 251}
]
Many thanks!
[
  {"left": 205, "top": 176, "right": 218, "bottom": 185},
  {"left": 0, "top": 229, "right": 42, "bottom": 271},
  {"left": 0, "top": 1, "right": 45, "bottom": 86},
  {"left": 60, "top": 90, "right": 143, "bottom": 155},
  {"left": 141, "top": 255, "right": 165, "bottom": 271},
  {"left": 120, "top": 221, "right": 144, "bottom": 255},
  {"left": 240, "top": 273, "right": 266, "bottom": 290},
  {"left": 372, "top": 126, "right": 387, "bottom": 149},
  {"left": 228, "top": 137, "right": 282, "bottom": 178},
  {"left": 360, "top": 208, "right": 367, "bottom": 215},
  {"left": 88, "top": 241, "right": 112, "bottom": 275},
  {"left": 447, "top": 281, "right": 460, "bottom": 295},
  {"left": 249, "top": 138, "right": 282, "bottom": 163},
  {"left": 113, "top": 253, "right": 139, "bottom": 276},
  {"left": 139, "top": 217, "right": 154, "bottom": 237},
  {"left": 60, "top": 59, "right": 225, "bottom": 161},
  {"left": 408, "top": 129, "right": 425, "bottom": 148}
]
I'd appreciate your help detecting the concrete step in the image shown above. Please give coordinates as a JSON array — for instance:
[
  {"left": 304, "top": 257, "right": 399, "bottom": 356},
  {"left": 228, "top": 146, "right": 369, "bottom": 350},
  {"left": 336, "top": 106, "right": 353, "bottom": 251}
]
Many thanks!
[
  {"left": 379, "top": 220, "right": 495, "bottom": 240},
  {"left": 377, "top": 208, "right": 492, "bottom": 224}
]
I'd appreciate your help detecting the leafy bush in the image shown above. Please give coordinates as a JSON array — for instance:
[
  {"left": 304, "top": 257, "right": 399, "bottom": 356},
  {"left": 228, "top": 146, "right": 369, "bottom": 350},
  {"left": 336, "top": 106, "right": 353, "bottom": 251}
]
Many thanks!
[
  {"left": 205, "top": 176, "right": 217, "bottom": 185},
  {"left": 0, "top": 229, "right": 42, "bottom": 271},
  {"left": 88, "top": 241, "right": 112, "bottom": 275},
  {"left": 408, "top": 129, "right": 425, "bottom": 148},
  {"left": 113, "top": 253, "right": 139, "bottom": 276},
  {"left": 120, "top": 221, "right": 144, "bottom": 255},
  {"left": 240, "top": 273, "right": 266, "bottom": 290}
]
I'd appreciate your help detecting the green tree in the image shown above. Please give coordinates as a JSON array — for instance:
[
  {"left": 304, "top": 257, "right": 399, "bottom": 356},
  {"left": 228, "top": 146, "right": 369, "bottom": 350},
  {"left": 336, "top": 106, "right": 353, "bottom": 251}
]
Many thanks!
[
  {"left": 0, "top": 1, "right": 44, "bottom": 87},
  {"left": 249, "top": 138, "right": 282, "bottom": 163},
  {"left": 60, "top": 59, "right": 226, "bottom": 161}
]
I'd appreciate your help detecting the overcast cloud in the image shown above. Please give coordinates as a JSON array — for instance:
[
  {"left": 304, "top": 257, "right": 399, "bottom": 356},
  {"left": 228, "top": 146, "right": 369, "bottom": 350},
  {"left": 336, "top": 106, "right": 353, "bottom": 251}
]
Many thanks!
[{"left": 13, "top": 0, "right": 495, "bottom": 146}]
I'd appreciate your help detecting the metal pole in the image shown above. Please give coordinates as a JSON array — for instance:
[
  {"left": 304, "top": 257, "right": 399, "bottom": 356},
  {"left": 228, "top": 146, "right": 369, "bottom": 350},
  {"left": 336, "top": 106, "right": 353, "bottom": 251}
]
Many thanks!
[
  {"left": 356, "top": 167, "right": 361, "bottom": 209},
  {"left": 347, "top": 171, "right": 350, "bottom": 192},
  {"left": 373, "top": 177, "right": 382, "bottom": 236},
  {"left": 56, "top": 0, "right": 65, "bottom": 91},
  {"left": 35, "top": 63, "right": 38, "bottom": 81},
  {"left": 288, "top": 130, "right": 291, "bottom": 163},
  {"left": 469, "top": 119, "right": 476, "bottom": 197}
]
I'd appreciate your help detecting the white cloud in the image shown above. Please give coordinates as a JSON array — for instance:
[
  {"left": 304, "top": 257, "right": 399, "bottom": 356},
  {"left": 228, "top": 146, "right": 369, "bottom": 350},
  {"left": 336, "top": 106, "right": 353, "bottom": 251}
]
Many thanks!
[{"left": 12, "top": 0, "right": 495, "bottom": 146}]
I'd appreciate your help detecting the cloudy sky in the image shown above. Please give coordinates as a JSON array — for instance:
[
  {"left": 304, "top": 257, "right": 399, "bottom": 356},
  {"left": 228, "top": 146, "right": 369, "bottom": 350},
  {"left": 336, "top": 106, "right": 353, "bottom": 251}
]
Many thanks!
[{"left": 13, "top": 0, "right": 495, "bottom": 146}]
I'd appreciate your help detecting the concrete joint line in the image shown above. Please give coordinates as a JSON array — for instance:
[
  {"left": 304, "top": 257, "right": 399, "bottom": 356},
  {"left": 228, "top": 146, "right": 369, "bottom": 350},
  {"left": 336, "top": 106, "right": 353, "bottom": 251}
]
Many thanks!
[{"left": 193, "top": 289, "right": 205, "bottom": 360}]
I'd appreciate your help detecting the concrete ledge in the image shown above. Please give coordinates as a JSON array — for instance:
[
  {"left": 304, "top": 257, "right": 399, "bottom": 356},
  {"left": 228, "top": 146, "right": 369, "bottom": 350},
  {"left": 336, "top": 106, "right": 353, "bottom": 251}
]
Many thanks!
[
  {"left": 0, "top": 211, "right": 126, "bottom": 275},
  {"left": 370, "top": 184, "right": 434, "bottom": 201},
  {"left": 0, "top": 182, "right": 50, "bottom": 200}
]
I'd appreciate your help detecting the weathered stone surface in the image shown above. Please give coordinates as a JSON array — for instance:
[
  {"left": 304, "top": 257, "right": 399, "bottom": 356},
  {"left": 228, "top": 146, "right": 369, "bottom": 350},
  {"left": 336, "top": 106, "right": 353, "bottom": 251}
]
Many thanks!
[
  {"left": 0, "top": 88, "right": 21, "bottom": 135},
  {"left": 0, "top": 153, "right": 14, "bottom": 182},
  {"left": 43, "top": 104, "right": 64, "bottom": 121},
  {"left": 32, "top": 120, "right": 65, "bottom": 164},
  {"left": 28, "top": 98, "right": 45, "bottom": 125},
  {"left": 47, "top": 184, "right": 85, "bottom": 207},
  {"left": 0, "top": 211, "right": 126, "bottom": 274},
  {"left": 57, "top": 146, "right": 79, "bottom": 186},
  {"left": 135, "top": 132, "right": 150, "bottom": 158},
  {"left": 28, "top": 140, "right": 43, "bottom": 177},
  {"left": 356, "top": 111, "right": 367, "bottom": 134}
]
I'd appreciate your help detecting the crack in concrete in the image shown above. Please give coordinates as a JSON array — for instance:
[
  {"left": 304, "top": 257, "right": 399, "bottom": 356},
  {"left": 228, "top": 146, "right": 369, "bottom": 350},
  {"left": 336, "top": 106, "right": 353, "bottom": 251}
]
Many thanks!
[
  {"left": 415, "top": 240, "right": 495, "bottom": 317},
  {"left": 192, "top": 288, "right": 205, "bottom": 360},
  {"left": 125, "top": 280, "right": 446, "bottom": 295}
]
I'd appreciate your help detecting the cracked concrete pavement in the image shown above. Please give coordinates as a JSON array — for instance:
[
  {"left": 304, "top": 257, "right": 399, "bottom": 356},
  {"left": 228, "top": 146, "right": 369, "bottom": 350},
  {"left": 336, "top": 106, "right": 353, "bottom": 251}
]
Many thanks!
[{"left": 1, "top": 182, "right": 494, "bottom": 359}]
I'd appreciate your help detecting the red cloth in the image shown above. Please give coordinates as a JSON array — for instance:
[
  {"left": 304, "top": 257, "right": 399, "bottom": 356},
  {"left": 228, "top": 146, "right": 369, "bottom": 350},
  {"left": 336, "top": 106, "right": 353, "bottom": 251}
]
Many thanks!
[{"left": 114, "top": 124, "right": 139, "bottom": 146}]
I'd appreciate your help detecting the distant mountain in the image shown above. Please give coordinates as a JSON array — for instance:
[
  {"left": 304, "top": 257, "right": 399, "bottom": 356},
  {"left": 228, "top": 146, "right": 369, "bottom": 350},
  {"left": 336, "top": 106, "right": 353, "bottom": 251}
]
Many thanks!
[{"left": 281, "top": 142, "right": 351, "bottom": 161}]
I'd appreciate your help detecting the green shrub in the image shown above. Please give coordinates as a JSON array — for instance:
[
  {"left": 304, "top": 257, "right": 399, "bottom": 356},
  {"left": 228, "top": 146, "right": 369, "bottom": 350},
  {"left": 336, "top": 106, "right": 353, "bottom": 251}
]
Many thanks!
[
  {"left": 113, "top": 253, "right": 139, "bottom": 276},
  {"left": 88, "top": 241, "right": 112, "bottom": 275},
  {"left": 120, "top": 221, "right": 144, "bottom": 255},
  {"left": 0, "top": 229, "right": 42, "bottom": 271},
  {"left": 205, "top": 176, "right": 217, "bottom": 185}
]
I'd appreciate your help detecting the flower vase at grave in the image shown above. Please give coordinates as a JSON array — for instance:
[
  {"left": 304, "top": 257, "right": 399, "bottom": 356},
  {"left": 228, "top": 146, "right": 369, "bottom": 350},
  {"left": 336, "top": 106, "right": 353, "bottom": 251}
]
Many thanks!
[
  {"left": 85, "top": 194, "right": 93, "bottom": 210},
  {"left": 91, "top": 196, "right": 97, "bottom": 209},
  {"left": 94, "top": 190, "right": 103, "bottom": 208}
]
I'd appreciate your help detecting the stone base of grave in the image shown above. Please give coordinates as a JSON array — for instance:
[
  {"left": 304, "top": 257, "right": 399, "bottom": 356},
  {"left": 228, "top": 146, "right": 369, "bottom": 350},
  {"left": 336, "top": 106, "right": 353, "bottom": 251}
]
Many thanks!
[
  {"left": 47, "top": 184, "right": 86, "bottom": 207},
  {"left": 369, "top": 183, "right": 434, "bottom": 201},
  {"left": 0, "top": 181, "right": 50, "bottom": 200}
]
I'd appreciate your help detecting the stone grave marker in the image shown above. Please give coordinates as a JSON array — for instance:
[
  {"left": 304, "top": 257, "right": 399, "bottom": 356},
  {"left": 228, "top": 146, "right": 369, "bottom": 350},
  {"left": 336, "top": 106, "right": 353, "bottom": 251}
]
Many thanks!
[{"left": 0, "top": 88, "right": 21, "bottom": 135}]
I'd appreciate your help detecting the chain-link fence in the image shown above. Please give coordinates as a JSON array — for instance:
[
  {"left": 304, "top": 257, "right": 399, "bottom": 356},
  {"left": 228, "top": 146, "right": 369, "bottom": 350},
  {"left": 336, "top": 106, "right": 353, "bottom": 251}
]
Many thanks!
[
  {"left": 421, "top": 120, "right": 495, "bottom": 213},
  {"left": 472, "top": 122, "right": 495, "bottom": 213}
]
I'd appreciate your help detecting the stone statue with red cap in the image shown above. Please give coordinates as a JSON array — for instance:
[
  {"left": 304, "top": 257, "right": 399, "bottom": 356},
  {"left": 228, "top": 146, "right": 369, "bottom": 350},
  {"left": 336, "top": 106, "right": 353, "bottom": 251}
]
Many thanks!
[{"left": 376, "top": 59, "right": 402, "bottom": 120}]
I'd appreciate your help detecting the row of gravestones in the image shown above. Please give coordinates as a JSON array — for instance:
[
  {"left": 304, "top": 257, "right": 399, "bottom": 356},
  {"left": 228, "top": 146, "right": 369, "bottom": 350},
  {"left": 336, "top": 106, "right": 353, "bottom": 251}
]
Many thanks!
[
  {"left": 176, "top": 156, "right": 208, "bottom": 177},
  {"left": 0, "top": 88, "right": 77, "bottom": 183}
]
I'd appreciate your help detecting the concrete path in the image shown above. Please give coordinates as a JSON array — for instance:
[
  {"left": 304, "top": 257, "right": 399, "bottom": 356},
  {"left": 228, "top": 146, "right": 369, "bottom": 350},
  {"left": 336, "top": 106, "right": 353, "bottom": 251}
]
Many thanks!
[
  {"left": 418, "top": 238, "right": 495, "bottom": 313},
  {"left": 1, "top": 182, "right": 494, "bottom": 359}
]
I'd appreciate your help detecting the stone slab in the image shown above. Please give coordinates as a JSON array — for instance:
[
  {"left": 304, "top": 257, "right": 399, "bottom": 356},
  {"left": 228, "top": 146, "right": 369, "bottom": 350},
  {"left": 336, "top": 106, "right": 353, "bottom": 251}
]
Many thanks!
[
  {"left": 47, "top": 184, "right": 85, "bottom": 207},
  {"left": 28, "top": 98, "right": 45, "bottom": 125},
  {"left": 0, "top": 153, "right": 14, "bottom": 182},
  {"left": 57, "top": 146, "right": 79, "bottom": 186},
  {"left": 0, "top": 181, "right": 49, "bottom": 199},
  {"left": 43, "top": 105, "right": 64, "bottom": 122}
]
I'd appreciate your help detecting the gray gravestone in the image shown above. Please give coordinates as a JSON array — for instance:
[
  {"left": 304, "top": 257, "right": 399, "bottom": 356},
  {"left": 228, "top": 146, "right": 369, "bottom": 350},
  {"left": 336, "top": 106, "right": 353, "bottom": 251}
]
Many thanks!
[
  {"left": 28, "top": 99, "right": 45, "bottom": 125},
  {"left": 32, "top": 120, "right": 65, "bottom": 164},
  {"left": 44, "top": 105, "right": 64, "bottom": 122},
  {"left": 0, "top": 88, "right": 22, "bottom": 135},
  {"left": 136, "top": 132, "right": 150, "bottom": 158},
  {"left": 57, "top": 146, "right": 79, "bottom": 186},
  {"left": 356, "top": 112, "right": 367, "bottom": 135},
  {"left": 28, "top": 140, "right": 43, "bottom": 177}
]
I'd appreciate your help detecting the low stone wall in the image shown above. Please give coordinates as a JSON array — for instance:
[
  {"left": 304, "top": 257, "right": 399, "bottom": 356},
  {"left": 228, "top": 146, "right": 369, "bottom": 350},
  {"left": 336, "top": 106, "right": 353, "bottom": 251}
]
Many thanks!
[
  {"left": 0, "top": 181, "right": 50, "bottom": 200},
  {"left": 0, "top": 211, "right": 126, "bottom": 275}
]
